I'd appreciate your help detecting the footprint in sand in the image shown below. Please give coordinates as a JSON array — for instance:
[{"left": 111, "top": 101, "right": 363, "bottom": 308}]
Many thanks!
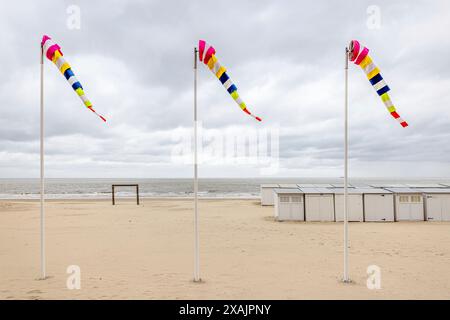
[{"left": 27, "top": 289, "right": 43, "bottom": 294}]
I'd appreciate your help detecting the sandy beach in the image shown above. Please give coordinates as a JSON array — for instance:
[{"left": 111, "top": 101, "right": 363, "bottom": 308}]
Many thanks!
[{"left": 1, "top": 198, "right": 449, "bottom": 300}]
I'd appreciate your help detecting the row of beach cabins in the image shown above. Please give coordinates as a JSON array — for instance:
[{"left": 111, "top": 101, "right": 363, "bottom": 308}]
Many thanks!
[{"left": 260, "top": 183, "right": 450, "bottom": 222}]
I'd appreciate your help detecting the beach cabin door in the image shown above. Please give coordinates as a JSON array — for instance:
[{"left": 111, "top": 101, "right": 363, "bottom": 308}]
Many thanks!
[
  {"left": 364, "top": 194, "right": 395, "bottom": 222},
  {"left": 305, "top": 195, "right": 334, "bottom": 221},
  {"left": 289, "top": 195, "right": 304, "bottom": 220},
  {"left": 335, "top": 194, "right": 364, "bottom": 222},
  {"left": 426, "top": 195, "right": 450, "bottom": 221},
  {"left": 278, "top": 195, "right": 304, "bottom": 221},
  {"left": 396, "top": 194, "right": 424, "bottom": 221}
]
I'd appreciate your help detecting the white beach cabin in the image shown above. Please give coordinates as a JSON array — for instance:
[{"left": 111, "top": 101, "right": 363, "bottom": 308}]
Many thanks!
[
  {"left": 260, "top": 184, "right": 280, "bottom": 206},
  {"left": 333, "top": 188, "right": 364, "bottom": 222},
  {"left": 302, "top": 188, "right": 335, "bottom": 222},
  {"left": 363, "top": 189, "right": 395, "bottom": 222},
  {"left": 420, "top": 188, "right": 450, "bottom": 221},
  {"left": 274, "top": 189, "right": 304, "bottom": 221},
  {"left": 385, "top": 188, "right": 425, "bottom": 221}
]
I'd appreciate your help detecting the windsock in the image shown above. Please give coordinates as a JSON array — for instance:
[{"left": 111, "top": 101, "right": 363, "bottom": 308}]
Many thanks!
[
  {"left": 41, "top": 35, "right": 106, "bottom": 122},
  {"left": 198, "top": 40, "right": 261, "bottom": 121},
  {"left": 349, "top": 40, "right": 407, "bottom": 127}
]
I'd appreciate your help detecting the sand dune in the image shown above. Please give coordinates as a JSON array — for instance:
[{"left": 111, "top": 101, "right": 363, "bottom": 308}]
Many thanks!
[{"left": 0, "top": 199, "right": 449, "bottom": 299}]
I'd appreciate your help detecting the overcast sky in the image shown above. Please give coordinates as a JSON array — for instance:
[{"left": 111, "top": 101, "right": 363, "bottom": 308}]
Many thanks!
[{"left": 0, "top": 0, "right": 449, "bottom": 178}]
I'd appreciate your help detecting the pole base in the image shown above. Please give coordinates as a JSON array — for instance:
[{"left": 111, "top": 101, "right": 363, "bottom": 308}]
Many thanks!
[
  {"left": 193, "top": 278, "right": 202, "bottom": 283},
  {"left": 341, "top": 278, "right": 352, "bottom": 284}
]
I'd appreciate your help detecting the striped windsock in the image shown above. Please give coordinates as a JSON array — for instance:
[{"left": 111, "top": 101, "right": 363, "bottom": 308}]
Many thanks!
[
  {"left": 41, "top": 35, "right": 106, "bottom": 122},
  {"left": 198, "top": 40, "right": 261, "bottom": 121},
  {"left": 349, "top": 40, "right": 407, "bottom": 128}
]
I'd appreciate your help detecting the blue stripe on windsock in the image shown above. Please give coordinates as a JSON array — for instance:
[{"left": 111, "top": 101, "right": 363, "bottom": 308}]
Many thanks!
[
  {"left": 72, "top": 81, "right": 83, "bottom": 90},
  {"left": 64, "top": 68, "right": 75, "bottom": 80},
  {"left": 376, "top": 85, "right": 390, "bottom": 96},
  {"left": 227, "top": 84, "right": 237, "bottom": 94},
  {"left": 369, "top": 73, "right": 383, "bottom": 86},
  {"left": 219, "top": 72, "right": 229, "bottom": 84}
]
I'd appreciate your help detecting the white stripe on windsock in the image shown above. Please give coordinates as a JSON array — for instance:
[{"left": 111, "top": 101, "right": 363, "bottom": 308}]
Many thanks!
[
  {"left": 223, "top": 79, "right": 233, "bottom": 90},
  {"left": 79, "top": 94, "right": 89, "bottom": 103},
  {"left": 67, "top": 76, "right": 79, "bottom": 86},
  {"left": 202, "top": 45, "right": 210, "bottom": 62},
  {"left": 373, "top": 79, "right": 387, "bottom": 91},
  {"left": 212, "top": 61, "right": 221, "bottom": 74},
  {"left": 364, "top": 62, "right": 377, "bottom": 75},
  {"left": 55, "top": 56, "right": 67, "bottom": 70},
  {"left": 383, "top": 97, "right": 394, "bottom": 108}
]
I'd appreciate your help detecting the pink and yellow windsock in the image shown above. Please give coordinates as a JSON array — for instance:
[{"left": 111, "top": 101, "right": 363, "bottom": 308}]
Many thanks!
[
  {"left": 41, "top": 35, "right": 106, "bottom": 122},
  {"left": 349, "top": 40, "right": 407, "bottom": 128},
  {"left": 198, "top": 40, "right": 261, "bottom": 121}
]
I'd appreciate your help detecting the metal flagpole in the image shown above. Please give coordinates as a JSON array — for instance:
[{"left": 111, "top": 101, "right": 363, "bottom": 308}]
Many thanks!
[
  {"left": 343, "top": 47, "right": 350, "bottom": 283},
  {"left": 40, "top": 43, "right": 46, "bottom": 280},
  {"left": 193, "top": 47, "right": 200, "bottom": 282}
]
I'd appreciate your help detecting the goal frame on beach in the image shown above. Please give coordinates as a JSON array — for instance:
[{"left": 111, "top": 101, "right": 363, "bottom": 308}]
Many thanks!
[{"left": 111, "top": 184, "right": 140, "bottom": 205}]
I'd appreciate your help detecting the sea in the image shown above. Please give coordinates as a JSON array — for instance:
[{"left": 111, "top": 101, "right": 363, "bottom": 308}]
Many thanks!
[{"left": 1, "top": 178, "right": 450, "bottom": 200}]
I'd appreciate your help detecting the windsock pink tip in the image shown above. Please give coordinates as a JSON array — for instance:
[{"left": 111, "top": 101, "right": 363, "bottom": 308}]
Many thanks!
[{"left": 41, "top": 35, "right": 51, "bottom": 46}]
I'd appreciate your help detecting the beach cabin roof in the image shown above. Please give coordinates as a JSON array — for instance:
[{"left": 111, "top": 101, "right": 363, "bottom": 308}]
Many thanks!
[
  {"left": 350, "top": 182, "right": 371, "bottom": 188},
  {"left": 368, "top": 183, "right": 408, "bottom": 188},
  {"left": 330, "top": 183, "right": 354, "bottom": 188},
  {"left": 332, "top": 187, "right": 390, "bottom": 194},
  {"left": 297, "top": 183, "right": 334, "bottom": 188},
  {"left": 405, "top": 183, "right": 446, "bottom": 188},
  {"left": 274, "top": 188, "right": 303, "bottom": 194},
  {"left": 299, "top": 187, "right": 334, "bottom": 194},
  {"left": 416, "top": 188, "right": 450, "bottom": 194},
  {"left": 278, "top": 183, "right": 300, "bottom": 188},
  {"left": 260, "top": 184, "right": 280, "bottom": 188},
  {"left": 384, "top": 187, "right": 424, "bottom": 194}
]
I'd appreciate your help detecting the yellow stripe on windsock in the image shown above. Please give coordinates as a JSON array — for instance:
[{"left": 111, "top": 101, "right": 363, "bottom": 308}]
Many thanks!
[
  {"left": 75, "top": 88, "right": 84, "bottom": 96},
  {"left": 367, "top": 67, "right": 380, "bottom": 79},
  {"left": 380, "top": 92, "right": 390, "bottom": 102},
  {"left": 52, "top": 50, "right": 62, "bottom": 63},
  {"left": 216, "top": 66, "right": 226, "bottom": 79},
  {"left": 359, "top": 55, "right": 372, "bottom": 69},
  {"left": 60, "top": 62, "right": 71, "bottom": 74},
  {"left": 207, "top": 55, "right": 217, "bottom": 70},
  {"left": 387, "top": 106, "right": 396, "bottom": 112}
]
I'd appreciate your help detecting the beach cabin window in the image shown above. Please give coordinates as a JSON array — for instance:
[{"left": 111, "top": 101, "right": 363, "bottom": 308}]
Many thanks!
[
  {"left": 410, "top": 195, "right": 421, "bottom": 203},
  {"left": 399, "top": 195, "right": 409, "bottom": 203},
  {"left": 291, "top": 196, "right": 302, "bottom": 203},
  {"left": 280, "top": 196, "right": 290, "bottom": 203}
]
